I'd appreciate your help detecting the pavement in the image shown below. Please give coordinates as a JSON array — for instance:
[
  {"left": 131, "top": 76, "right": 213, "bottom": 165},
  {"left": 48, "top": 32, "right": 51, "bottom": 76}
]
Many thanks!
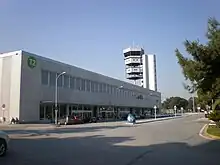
[{"left": 1, "top": 114, "right": 219, "bottom": 165}]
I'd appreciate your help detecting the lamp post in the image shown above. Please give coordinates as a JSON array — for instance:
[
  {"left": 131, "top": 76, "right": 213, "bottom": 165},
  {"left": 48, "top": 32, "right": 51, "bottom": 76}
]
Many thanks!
[
  {"left": 55, "top": 71, "right": 66, "bottom": 125},
  {"left": 114, "top": 85, "right": 124, "bottom": 119},
  {"left": 192, "top": 96, "right": 195, "bottom": 113},
  {"left": 154, "top": 105, "right": 157, "bottom": 119},
  {"left": 174, "top": 105, "right": 177, "bottom": 117},
  {"left": 181, "top": 107, "right": 184, "bottom": 116}
]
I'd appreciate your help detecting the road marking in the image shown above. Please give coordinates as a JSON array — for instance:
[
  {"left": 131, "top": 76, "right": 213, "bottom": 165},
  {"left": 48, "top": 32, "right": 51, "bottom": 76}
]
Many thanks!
[{"left": 199, "top": 124, "right": 214, "bottom": 140}]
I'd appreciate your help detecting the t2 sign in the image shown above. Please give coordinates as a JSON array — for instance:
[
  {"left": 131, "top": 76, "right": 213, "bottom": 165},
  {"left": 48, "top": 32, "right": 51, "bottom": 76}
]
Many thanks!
[{"left": 27, "top": 56, "right": 37, "bottom": 68}]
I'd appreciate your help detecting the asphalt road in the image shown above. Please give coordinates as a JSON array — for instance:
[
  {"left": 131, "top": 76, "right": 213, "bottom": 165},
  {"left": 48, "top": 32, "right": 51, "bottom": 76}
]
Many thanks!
[{"left": 1, "top": 114, "right": 219, "bottom": 165}]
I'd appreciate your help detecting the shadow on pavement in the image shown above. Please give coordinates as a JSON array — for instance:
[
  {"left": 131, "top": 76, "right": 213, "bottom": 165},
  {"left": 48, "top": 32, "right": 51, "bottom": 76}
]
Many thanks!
[
  {"left": 1, "top": 133, "right": 220, "bottom": 165},
  {"left": 3, "top": 125, "right": 134, "bottom": 136}
]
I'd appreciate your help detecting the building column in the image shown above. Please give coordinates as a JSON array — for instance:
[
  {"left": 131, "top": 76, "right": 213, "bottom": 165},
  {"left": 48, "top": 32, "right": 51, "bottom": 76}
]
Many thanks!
[
  {"left": 51, "top": 105, "right": 54, "bottom": 120},
  {"left": 58, "top": 105, "right": 60, "bottom": 118},
  {"left": 66, "top": 104, "right": 69, "bottom": 116},
  {"left": 44, "top": 106, "right": 46, "bottom": 119}
]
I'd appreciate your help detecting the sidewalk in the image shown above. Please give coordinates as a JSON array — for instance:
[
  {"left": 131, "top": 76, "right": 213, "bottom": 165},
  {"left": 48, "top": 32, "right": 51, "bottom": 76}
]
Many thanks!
[
  {"left": 136, "top": 115, "right": 182, "bottom": 124},
  {"left": 0, "top": 123, "right": 54, "bottom": 130},
  {"left": 0, "top": 115, "right": 187, "bottom": 130},
  {"left": 89, "top": 115, "right": 184, "bottom": 128}
]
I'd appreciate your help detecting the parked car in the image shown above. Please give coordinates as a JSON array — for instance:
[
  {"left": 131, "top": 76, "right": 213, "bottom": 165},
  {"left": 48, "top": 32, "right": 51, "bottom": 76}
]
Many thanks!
[
  {"left": 58, "top": 116, "right": 84, "bottom": 125},
  {"left": 0, "top": 131, "right": 10, "bottom": 157}
]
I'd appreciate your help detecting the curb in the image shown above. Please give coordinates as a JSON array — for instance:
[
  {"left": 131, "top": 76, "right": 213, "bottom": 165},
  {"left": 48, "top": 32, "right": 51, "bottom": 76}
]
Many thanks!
[
  {"left": 136, "top": 116, "right": 183, "bottom": 124},
  {"left": 199, "top": 124, "right": 220, "bottom": 140}
]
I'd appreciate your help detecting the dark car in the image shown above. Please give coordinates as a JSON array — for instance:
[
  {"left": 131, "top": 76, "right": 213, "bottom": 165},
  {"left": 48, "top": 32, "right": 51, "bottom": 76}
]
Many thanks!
[{"left": 58, "top": 116, "right": 84, "bottom": 125}]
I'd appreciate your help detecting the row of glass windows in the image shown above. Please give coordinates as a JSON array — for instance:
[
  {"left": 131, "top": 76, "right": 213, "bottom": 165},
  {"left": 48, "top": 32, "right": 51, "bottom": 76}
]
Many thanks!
[{"left": 41, "top": 70, "right": 147, "bottom": 99}]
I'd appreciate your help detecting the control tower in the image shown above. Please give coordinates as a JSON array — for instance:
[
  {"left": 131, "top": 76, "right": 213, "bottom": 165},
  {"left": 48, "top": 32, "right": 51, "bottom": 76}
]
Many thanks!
[
  {"left": 123, "top": 46, "right": 158, "bottom": 91},
  {"left": 123, "top": 47, "right": 144, "bottom": 85}
]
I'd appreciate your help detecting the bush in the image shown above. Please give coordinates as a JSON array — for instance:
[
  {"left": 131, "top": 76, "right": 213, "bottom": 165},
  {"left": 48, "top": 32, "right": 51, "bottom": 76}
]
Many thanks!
[
  {"left": 217, "top": 122, "right": 220, "bottom": 127},
  {"left": 209, "top": 111, "right": 220, "bottom": 127}
]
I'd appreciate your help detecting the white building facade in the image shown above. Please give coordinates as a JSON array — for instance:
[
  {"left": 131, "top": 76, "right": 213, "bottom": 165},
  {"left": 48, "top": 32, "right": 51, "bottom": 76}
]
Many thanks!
[
  {"left": 0, "top": 50, "right": 161, "bottom": 123},
  {"left": 123, "top": 47, "right": 158, "bottom": 91},
  {"left": 146, "top": 54, "right": 157, "bottom": 91}
]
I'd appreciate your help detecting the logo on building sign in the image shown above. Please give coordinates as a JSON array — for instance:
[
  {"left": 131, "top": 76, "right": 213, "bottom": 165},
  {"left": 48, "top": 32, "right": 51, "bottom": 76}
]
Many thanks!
[
  {"left": 2, "top": 104, "right": 5, "bottom": 110},
  {"left": 27, "top": 56, "right": 37, "bottom": 68}
]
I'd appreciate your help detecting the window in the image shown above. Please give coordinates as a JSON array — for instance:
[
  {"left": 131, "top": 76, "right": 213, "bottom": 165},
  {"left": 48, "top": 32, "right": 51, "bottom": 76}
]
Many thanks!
[
  {"left": 127, "top": 91, "right": 130, "bottom": 97},
  {"left": 98, "top": 83, "right": 102, "bottom": 93},
  {"left": 70, "top": 76, "right": 75, "bottom": 89},
  {"left": 64, "top": 75, "right": 70, "bottom": 88},
  {"left": 49, "top": 72, "right": 56, "bottom": 86},
  {"left": 71, "top": 105, "right": 77, "bottom": 111},
  {"left": 119, "top": 89, "right": 123, "bottom": 96},
  {"left": 109, "top": 85, "right": 112, "bottom": 94},
  {"left": 106, "top": 84, "right": 110, "bottom": 94},
  {"left": 84, "top": 106, "right": 91, "bottom": 110},
  {"left": 128, "top": 91, "right": 132, "bottom": 97},
  {"left": 91, "top": 81, "right": 95, "bottom": 92},
  {"left": 112, "top": 87, "right": 116, "bottom": 95},
  {"left": 39, "top": 105, "right": 44, "bottom": 120},
  {"left": 119, "top": 89, "right": 123, "bottom": 97},
  {"left": 94, "top": 82, "right": 98, "bottom": 92},
  {"left": 76, "top": 77, "right": 81, "bottom": 90},
  {"left": 57, "top": 73, "right": 63, "bottom": 87},
  {"left": 41, "top": 70, "right": 49, "bottom": 85},
  {"left": 81, "top": 79, "right": 86, "bottom": 91},
  {"left": 78, "top": 105, "right": 83, "bottom": 110},
  {"left": 102, "top": 84, "right": 106, "bottom": 93},
  {"left": 86, "top": 80, "right": 91, "bottom": 92},
  {"left": 124, "top": 90, "right": 127, "bottom": 97}
]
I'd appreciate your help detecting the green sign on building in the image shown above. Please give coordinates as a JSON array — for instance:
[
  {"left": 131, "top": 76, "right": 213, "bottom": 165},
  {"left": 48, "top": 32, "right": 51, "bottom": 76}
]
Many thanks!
[{"left": 27, "top": 56, "right": 37, "bottom": 68}]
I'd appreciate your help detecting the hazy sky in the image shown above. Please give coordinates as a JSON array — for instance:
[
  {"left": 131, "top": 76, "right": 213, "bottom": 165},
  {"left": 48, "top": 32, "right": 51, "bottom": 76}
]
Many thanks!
[{"left": 0, "top": 0, "right": 219, "bottom": 100}]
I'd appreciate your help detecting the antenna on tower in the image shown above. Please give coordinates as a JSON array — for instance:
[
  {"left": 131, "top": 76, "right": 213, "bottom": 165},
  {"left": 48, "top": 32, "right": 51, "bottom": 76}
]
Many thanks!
[{"left": 132, "top": 41, "right": 135, "bottom": 48}]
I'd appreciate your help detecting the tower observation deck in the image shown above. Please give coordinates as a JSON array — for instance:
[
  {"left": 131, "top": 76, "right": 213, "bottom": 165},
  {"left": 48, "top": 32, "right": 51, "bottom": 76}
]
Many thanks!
[
  {"left": 123, "top": 46, "right": 157, "bottom": 91},
  {"left": 123, "top": 47, "right": 144, "bottom": 84}
]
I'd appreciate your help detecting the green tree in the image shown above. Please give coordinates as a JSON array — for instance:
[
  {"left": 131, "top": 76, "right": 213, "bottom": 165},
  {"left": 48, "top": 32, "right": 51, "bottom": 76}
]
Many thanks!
[
  {"left": 175, "top": 18, "right": 220, "bottom": 102},
  {"left": 162, "top": 97, "right": 188, "bottom": 109},
  {"left": 162, "top": 98, "right": 170, "bottom": 109}
]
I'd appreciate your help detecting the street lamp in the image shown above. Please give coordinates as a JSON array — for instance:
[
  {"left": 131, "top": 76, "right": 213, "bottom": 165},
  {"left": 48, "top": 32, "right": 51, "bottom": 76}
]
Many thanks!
[
  {"left": 113, "top": 85, "right": 124, "bottom": 119},
  {"left": 55, "top": 71, "right": 66, "bottom": 125},
  {"left": 174, "top": 105, "right": 177, "bottom": 117},
  {"left": 154, "top": 105, "right": 157, "bottom": 119},
  {"left": 181, "top": 107, "right": 184, "bottom": 116}
]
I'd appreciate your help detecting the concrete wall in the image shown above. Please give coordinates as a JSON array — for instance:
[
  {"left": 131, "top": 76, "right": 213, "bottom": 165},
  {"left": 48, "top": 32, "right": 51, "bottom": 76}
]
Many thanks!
[
  {"left": 148, "top": 54, "right": 157, "bottom": 91},
  {"left": 0, "top": 51, "right": 22, "bottom": 122},
  {"left": 142, "top": 54, "right": 149, "bottom": 89},
  {"left": 19, "top": 51, "right": 161, "bottom": 122}
]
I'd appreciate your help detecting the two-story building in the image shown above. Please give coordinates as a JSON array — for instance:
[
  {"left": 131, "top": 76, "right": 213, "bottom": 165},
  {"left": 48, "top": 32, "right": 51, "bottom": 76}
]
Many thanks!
[{"left": 0, "top": 50, "right": 161, "bottom": 123}]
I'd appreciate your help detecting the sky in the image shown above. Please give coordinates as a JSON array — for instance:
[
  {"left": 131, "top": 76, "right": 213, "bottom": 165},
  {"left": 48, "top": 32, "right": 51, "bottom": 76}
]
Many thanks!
[{"left": 0, "top": 0, "right": 220, "bottom": 100}]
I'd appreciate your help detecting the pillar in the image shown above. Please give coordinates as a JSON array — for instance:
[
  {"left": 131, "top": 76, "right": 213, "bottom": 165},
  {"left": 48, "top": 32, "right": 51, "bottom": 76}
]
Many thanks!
[{"left": 66, "top": 104, "right": 69, "bottom": 116}]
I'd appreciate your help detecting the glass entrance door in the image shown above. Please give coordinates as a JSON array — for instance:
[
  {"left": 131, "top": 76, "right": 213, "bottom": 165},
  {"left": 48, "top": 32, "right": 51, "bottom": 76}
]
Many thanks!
[{"left": 39, "top": 104, "right": 53, "bottom": 122}]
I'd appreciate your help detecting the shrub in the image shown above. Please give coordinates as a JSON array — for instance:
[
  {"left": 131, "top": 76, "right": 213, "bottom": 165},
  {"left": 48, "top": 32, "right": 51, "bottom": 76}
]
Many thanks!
[
  {"left": 217, "top": 122, "right": 220, "bottom": 127},
  {"left": 209, "top": 111, "right": 220, "bottom": 127}
]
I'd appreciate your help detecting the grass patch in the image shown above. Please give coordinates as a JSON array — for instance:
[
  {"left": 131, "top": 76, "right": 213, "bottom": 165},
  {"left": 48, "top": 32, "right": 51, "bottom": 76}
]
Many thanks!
[{"left": 207, "top": 125, "right": 220, "bottom": 137}]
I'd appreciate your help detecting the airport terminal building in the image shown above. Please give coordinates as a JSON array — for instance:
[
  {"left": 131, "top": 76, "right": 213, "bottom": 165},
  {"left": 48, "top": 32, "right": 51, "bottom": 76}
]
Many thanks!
[{"left": 0, "top": 50, "right": 161, "bottom": 122}]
